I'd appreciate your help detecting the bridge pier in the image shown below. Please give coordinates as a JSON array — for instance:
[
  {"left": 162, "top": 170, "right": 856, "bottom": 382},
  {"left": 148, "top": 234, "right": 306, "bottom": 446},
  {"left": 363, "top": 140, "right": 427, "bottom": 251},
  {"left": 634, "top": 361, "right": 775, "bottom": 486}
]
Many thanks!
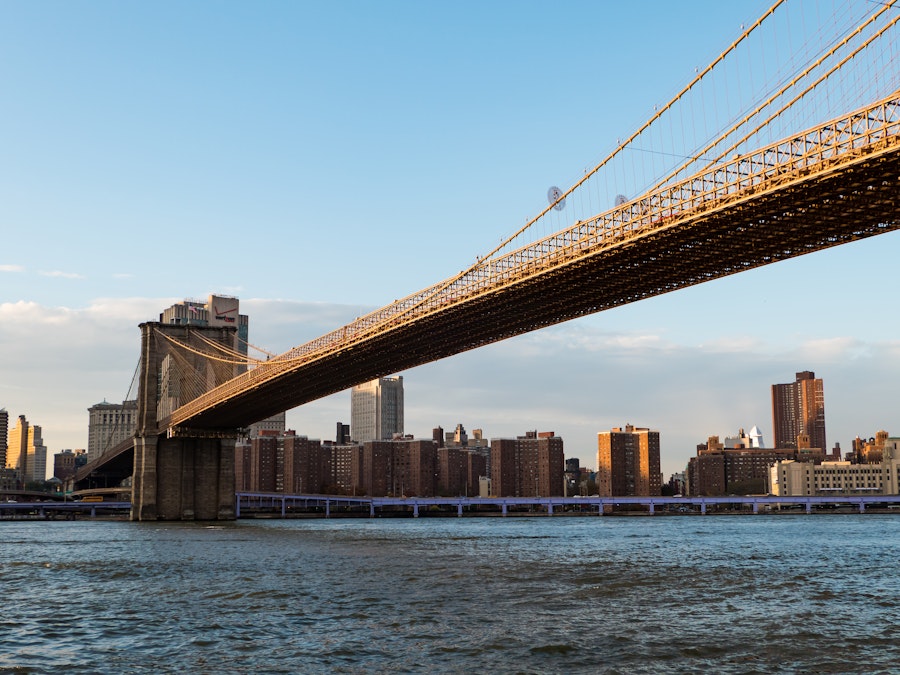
[
  {"left": 132, "top": 434, "right": 235, "bottom": 521},
  {"left": 130, "top": 322, "right": 240, "bottom": 521}
]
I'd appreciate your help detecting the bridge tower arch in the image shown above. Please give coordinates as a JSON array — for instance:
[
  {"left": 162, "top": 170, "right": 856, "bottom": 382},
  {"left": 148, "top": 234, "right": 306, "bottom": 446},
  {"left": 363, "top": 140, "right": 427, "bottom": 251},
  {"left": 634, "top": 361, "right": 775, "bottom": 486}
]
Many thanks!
[{"left": 132, "top": 322, "right": 239, "bottom": 521}]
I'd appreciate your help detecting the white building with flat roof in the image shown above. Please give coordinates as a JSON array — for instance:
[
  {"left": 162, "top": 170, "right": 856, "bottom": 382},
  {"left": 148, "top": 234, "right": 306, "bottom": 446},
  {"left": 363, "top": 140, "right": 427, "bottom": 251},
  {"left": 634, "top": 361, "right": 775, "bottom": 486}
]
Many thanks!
[{"left": 770, "top": 458, "right": 900, "bottom": 496}]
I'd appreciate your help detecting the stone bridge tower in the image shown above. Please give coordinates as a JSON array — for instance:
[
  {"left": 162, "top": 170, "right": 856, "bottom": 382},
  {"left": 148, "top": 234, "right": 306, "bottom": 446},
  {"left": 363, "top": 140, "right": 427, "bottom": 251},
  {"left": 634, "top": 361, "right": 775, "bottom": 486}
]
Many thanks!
[{"left": 132, "top": 322, "right": 239, "bottom": 521}]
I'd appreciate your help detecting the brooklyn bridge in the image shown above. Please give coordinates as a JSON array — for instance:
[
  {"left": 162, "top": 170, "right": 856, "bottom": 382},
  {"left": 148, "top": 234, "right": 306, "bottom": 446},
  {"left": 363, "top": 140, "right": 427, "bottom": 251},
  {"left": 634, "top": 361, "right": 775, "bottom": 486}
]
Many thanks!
[{"left": 73, "top": 0, "right": 900, "bottom": 520}]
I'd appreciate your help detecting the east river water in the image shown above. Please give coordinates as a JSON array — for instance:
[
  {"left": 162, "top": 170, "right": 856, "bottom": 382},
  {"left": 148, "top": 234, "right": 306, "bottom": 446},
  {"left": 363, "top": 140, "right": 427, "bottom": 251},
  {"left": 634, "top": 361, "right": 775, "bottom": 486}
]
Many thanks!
[{"left": 1, "top": 514, "right": 899, "bottom": 674}]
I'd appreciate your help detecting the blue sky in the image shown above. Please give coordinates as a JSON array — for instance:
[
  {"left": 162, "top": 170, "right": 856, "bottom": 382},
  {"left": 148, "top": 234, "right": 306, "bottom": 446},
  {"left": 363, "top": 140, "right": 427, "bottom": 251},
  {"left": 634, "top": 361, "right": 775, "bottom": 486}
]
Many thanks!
[{"left": 2, "top": 1, "right": 899, "bottom": 479}]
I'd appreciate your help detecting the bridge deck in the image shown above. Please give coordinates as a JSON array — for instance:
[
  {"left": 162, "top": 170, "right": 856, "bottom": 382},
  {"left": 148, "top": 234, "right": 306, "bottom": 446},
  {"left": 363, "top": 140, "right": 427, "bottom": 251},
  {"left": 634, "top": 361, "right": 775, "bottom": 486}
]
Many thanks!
[{"left": 168, "top": 94, "right": 900, "bottom": 432}]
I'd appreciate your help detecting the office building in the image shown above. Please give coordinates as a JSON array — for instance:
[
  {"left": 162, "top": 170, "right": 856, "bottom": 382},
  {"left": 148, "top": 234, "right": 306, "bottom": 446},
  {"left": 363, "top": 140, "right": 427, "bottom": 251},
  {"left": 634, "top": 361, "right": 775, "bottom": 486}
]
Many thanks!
[
  {"left": 770, "top": 455, "right": 900, "bottom": 496},
  {"left": 357, "top": 438, "right": 436, "bottom": 497},
  {"left": 0, "top": 469, "right": 16, "bottom": 491},
  {"left": 491, "top": 431, "right": 564, "bottom": 497},
  {"left": 331, "top": 443, "right": 363, "bottom": 494},
  {"left": 597, "top": 424, "right": 661, "bottom": 497},
  {"left": 771, "top": 371, "right": 826, "bottom": 451},
  {"left": 852, "top": 431, "right": 890, "bottom": 464},
  {"left": 350, "top": 376, "right": 404, "bottom": 442},
  {"left": 361, "top": 440, "right": 394, "bottom": 496},
  {"left": 87, "top": 400, "right": 137, "bottom": 462},
  {"left": 687, "top": 434, "right": 798, "bottom": 496},
  {"left": 54, "top": 449, "right": 86, "bottom": 482},
  {"left": 7, "top": 415, "right": 47, "bottom": 483},
  {"left": 0, "top": 408, "right": 7, "bottom": 469},
  {"left": 235, "top": 431, "right": 370, "bottom": 495},
  {"left": 436, "top": 445, "right": 485, "bottom": 497},
  {"left": 160, "top": 294, "right": 249, "bottom": 348},
  {"left": 235, "top": 433, "right": 279, "bottom": 493},
  {"left": 160, "top": 295, "right": 284, "bottom": 436},
  {"left": 248, "top": 412, "right": 287, "bottom": 438},
  {"left": 336, "top": 422, "right": 351, "bottom": 445},
  {"left": 283, "top": 434, "right": 329, "bottom": 494}
]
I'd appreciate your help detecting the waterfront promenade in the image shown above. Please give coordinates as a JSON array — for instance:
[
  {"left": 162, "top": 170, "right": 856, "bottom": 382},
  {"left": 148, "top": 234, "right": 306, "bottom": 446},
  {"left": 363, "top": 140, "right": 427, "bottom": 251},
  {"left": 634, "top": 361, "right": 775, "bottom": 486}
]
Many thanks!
[
  {"left": 235, "top": 492, "right": 900, "bottom": 518},
  {"left": 5, "top": 493, "right": 900, "bottom": 520}
]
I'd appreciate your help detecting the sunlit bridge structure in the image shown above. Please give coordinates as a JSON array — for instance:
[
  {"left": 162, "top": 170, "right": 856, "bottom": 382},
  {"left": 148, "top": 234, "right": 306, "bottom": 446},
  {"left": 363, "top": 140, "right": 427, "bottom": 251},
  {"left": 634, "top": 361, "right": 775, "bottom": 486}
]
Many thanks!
[{"left": 75, "top": 0, "right": 900, "bottom": 520}]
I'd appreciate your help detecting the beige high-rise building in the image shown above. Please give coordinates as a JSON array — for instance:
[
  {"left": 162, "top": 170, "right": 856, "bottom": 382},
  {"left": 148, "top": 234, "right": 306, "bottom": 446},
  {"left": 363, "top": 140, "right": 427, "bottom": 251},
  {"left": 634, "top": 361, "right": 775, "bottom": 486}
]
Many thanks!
[
  {"left": 7, "top": 415, "right": 47, "bottom": 483},
  {"left": 772, "top": 371, "right": 826, "bottom": 451},
  {"left": 0, "top": 408, "right": 7, "bottom": 470},
  {"left": 597, "top": 424, "right": 661, "bottom": 497},
  {"left": 350, "top": 377, "right": 404, "bottom": 443},
  {"left": 87, "top": 400, "right": 138, "bottom": 462}
]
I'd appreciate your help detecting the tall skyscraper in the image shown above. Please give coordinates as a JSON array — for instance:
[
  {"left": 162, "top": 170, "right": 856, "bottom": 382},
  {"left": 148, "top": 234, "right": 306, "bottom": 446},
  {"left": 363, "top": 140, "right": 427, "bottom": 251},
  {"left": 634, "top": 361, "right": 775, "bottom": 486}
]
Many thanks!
[
  {"left": 7, "top": 414, "right": 27, "bottom": 480},
  {"left": 771, "top": 371, "right": 826, "bottom": 451},
  {"left": 7, "top": 415, "right": 47, "bottom": 483},
  {"left": 350, "top": 376, "right": 404, "bottom": 442},
  {"left": 597, "top": 424, "right": 661, "bottom": 497},
  {"left": 0, "top": 408, "right": 8, "bottom": 470},
  {"left": 87, "top": 400, "right": 138, "bottom": 462},
  {"left": 159, "top": 295, "right": 285, "bottom": 436}
]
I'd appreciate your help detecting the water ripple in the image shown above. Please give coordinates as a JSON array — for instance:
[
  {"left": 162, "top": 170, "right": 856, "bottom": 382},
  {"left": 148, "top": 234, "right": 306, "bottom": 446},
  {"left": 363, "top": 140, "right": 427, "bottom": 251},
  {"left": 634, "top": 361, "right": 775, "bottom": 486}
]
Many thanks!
[{"left": 2, "top": 516, "right": 900, "bottom": 672}]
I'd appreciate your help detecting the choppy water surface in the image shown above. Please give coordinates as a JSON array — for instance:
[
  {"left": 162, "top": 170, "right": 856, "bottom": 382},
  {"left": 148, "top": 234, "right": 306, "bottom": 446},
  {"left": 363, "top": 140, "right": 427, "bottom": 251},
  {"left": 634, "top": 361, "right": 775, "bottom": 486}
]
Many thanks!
[{"left": 1, "top": 515, "right": 899, "bottom": 673}]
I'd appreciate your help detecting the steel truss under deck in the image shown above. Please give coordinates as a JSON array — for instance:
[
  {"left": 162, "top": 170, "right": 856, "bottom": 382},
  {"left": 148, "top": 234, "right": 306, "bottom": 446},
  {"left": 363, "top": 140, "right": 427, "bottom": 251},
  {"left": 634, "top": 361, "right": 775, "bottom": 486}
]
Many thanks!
[{"left": 168, "top": 93, "right": 900, "bottom": 433}]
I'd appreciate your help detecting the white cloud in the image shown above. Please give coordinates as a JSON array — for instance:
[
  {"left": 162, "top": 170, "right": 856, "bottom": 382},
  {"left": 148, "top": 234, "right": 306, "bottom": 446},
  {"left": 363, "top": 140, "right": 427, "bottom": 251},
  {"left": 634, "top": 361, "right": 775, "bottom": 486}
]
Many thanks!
[
  {"left": 39, "top": 270, "right": 86, "bottom": 280},
  {"left": 0, "top": 264, "right": 24, "bottom": 273},
  {"left": 701, "top": 335, "right": 768, "bottom": 354},
  {"left": 798, "top": 336, "right": 870, "bottom": 361}
]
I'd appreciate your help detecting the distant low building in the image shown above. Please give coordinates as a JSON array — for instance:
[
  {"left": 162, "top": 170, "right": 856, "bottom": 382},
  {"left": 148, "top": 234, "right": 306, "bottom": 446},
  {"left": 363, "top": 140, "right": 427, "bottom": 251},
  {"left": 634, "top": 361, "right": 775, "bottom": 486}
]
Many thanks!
[
  {"left": 851, "top": 430, "right": 890, "bottom": 464},
  {"left": 0, "top": 468, "right": 17, "bottom": 492},
  {"left": 770, "top": 456, "right": 900, "bottom": 496},
  {"left": 54, "top": 449, "right": 86, "bottom": 482},
  {"left": 687, "top": 432, "right": 819, "bottom": 496}
]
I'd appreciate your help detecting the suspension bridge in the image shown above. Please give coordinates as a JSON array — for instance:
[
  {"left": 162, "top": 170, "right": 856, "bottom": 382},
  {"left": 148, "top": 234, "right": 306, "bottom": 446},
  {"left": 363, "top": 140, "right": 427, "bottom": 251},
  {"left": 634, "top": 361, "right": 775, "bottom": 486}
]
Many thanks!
[{"left": 74, "top": 0, "right": 900, "bottom": 519}]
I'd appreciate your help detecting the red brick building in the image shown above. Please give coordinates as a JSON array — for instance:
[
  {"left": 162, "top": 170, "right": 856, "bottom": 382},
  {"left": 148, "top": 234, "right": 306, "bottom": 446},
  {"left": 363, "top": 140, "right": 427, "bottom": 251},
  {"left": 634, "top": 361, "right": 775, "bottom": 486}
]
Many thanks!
[
  {"left": 597, "top": 424, "right": 661, "bottom": 497},
  {"left": 490, "top": 431, "right": 564, "bottom": 497}
]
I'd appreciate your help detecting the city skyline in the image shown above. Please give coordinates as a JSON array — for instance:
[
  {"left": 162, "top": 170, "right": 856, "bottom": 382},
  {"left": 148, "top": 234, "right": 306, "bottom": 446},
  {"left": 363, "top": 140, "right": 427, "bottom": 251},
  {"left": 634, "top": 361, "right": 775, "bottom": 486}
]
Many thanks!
[
  {"left": 2, "top": 1, "right": 900, "bottom": 479},
  {"left": 8, "top": 338, "right": 899, "bottom": 483}
]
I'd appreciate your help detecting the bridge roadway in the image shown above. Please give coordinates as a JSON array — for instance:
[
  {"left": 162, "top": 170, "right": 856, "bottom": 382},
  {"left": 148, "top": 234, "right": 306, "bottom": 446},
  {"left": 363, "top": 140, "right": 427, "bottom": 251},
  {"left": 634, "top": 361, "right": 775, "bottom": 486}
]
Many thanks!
[
  {"left": 236, "top": 492, "right": 900, "bottom": 518},
  {"left": 70, "top": 437, "right": 135, "bottom": 489},
  {"left": 168, "top": 94, "right": 900, "bottom": 434}
]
